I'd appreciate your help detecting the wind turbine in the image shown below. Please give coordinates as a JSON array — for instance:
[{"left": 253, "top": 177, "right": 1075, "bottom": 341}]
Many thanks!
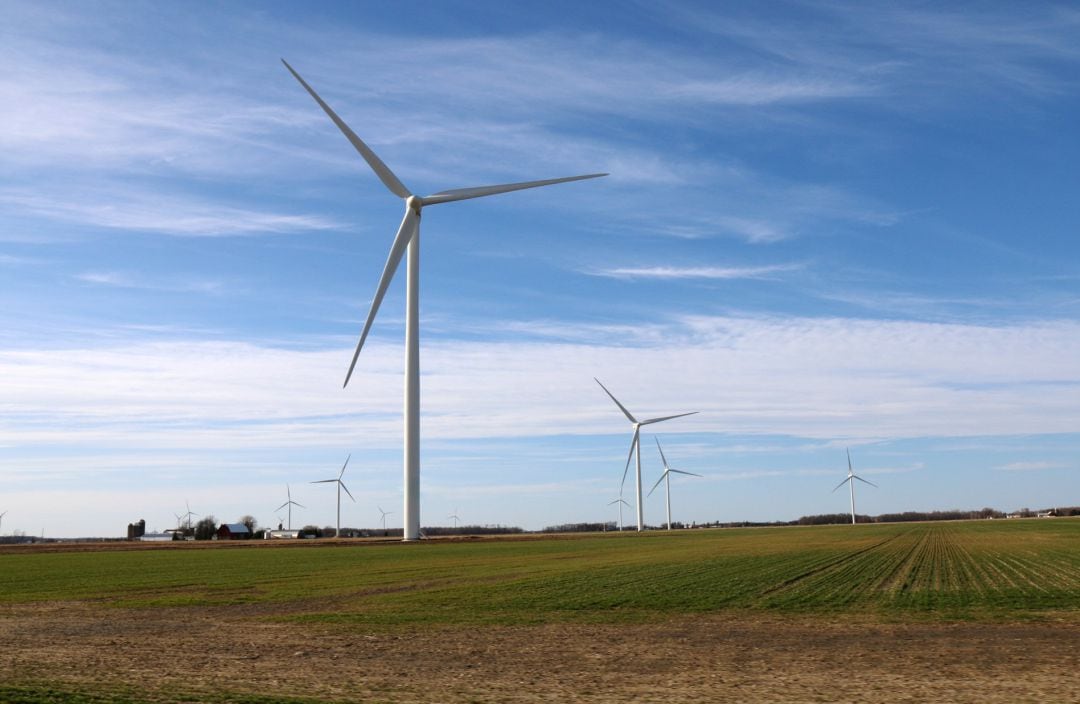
[
  {"left": 181, "top": 501, "right": 197, "bottom": 537},
  {"left": 832, "top": 448, "right": 877, "bottom": 525},
  {"left": 448, "top": 509, "right": 461, "bottom": 529},
  {"left": 275, "top": 484, "right": 305, "bottom": 531},
  {"left": 283, "top": 60, "right": 606, "bottom": 542},
  {"left": 312, "top": 455, "right": 355, "bottom": 538},
  {"left": 378, "top": 506, "right": 393, "bottom": 531},
  {"left": 607, "top": 496, "right": 630, "bottom": 531},
  {"left": 0, "top": 511, "right": 6, "bottom": 535},
  {"left": 647, "top": 438, "right": 702, "bottom": 530},
  {"left": 595, "top": 378, "right": 697, "bottom": 531}
]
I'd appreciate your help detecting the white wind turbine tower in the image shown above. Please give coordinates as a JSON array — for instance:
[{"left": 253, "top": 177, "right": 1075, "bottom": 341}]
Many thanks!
[
  {"left": 275, "top": 484, "right": 305, "bottom": 531},
  {"left": 378, "top": 506, "right": 393, "bottom": 531},
  {"left": 607, "top": 496, "right": 630, "bottom": 531},
  {"left": 833, "top": 448, "right": 877, "bottom": 525},
  {"left": 448, "top": 509, "right": 461, "bottom": 529},
  {"left": 181, "top": 501, "right": 197, "bottom": 538},
  {"left": 312, "top": 455, "right": 355, "bottom": 538},
  {"left": 283, "top": 60, "right": 606, "bottom": 542},
  {"left": 0, "top": 511, "right": 6, "bottom": 535},
  {"left": 595, "top": 378, "right": 697, "bottom": 531},
  {"left": 647, "top": 438, "right": 702, "bottom": 530}
]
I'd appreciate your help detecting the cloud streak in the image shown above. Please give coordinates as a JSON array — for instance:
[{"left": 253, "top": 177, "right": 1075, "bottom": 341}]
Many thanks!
[
  {"left": 0, "top": 187, "right": 338, "bottom": 237},
  {"left": 3, "top": 315, "right": 1079, "bottom": 455},
  {"left": 589, "top": 263, "right": 804, "bottom": 281}
]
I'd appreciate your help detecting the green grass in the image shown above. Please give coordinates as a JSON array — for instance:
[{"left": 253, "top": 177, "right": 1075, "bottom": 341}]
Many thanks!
[{"left": 3, "top": 520, "right": 1080, "bottom": 624}]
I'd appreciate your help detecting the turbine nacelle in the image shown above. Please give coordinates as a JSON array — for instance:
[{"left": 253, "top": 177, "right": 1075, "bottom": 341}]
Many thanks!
[{"left": 406, "top": 195, "right": 424, "bottom": 214}]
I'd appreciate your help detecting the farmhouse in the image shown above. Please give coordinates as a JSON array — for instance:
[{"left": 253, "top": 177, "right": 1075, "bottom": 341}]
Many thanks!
[{"left": 216, "top": 523, "right": 251, "bottom": 540}]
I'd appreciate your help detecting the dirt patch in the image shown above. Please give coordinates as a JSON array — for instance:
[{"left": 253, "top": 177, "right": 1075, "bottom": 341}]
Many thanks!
[{"left": 1, "top": 600, "right": 1077, "bottom": 702}]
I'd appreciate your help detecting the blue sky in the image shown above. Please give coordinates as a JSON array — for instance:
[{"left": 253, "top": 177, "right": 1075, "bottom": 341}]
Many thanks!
[{"left": 2, "top": 0, "right": 1079, "bottom": 537}]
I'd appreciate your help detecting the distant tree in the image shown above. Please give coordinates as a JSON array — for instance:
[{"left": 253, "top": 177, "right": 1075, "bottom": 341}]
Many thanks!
[
  {"left": 301, "top": 524, "right": 323, "bottom": 538},
  {"left": 194, "top": 515, "right": 217, "bottom": 540},
  {"left": 239, "top": 515, "right": 257, "bottom": 534}
]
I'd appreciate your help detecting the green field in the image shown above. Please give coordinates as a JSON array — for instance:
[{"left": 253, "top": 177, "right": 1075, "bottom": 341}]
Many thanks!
[{"left": 3, "top": 519, "right": 1079, "bottom": 624}]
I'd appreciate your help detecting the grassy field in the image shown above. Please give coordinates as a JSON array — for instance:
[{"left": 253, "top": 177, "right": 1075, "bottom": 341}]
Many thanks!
[
  {"left": 3, "top": 519, "right": 1079, "bottom": 624},
  {"left": 4, "top": 519, "right": 1080, "bottom": 703}
]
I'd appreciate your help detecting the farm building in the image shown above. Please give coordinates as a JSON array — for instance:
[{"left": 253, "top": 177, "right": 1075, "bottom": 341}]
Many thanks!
[
  {"left": 216, "top": 523, "right": 251, "bottom": 540},
  {"left": 265, "top": 529, "right": 301, "bottom": 539},
  {"left": 139, "top": 532, "right": 177, "bottom": 542}
]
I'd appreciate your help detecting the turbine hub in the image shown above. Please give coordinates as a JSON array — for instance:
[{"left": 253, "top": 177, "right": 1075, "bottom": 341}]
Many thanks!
[{"left": 406, "top": 195, "right": 423, "bottom": 214}]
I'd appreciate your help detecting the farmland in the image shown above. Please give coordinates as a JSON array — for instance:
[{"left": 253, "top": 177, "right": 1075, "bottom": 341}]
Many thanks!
[{"left": 2, "top": 520, "right": 1080, "bottom": 702}]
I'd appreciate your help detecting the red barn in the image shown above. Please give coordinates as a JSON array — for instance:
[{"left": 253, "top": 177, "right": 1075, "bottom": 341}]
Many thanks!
[{"left": 216, "top": 523, "right": 251, "bottom": 540}]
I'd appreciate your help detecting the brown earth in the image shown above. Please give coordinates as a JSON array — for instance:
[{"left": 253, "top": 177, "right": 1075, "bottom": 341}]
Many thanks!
[{"left": 2, "top": 598, "right": 1078, "bottom": 703}]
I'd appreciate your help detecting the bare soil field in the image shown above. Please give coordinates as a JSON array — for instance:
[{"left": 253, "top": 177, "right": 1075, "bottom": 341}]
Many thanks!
[{"left": 3, "top": 598, "right": 1078, "bottom": 703}]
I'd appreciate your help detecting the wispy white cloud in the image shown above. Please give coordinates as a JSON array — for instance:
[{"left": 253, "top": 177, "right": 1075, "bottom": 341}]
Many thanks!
[
  {"left": 0, "top": 253, "right": 37, "bottom": 266},
  {"left": 995, "top": 461, "right": 1067, "bottom": 472},
  {"left": 666, "top": 75, "right": 873, "bottom": 104},
  {"left": 588, "top": 263, "right": 804, "bottom": 281},
  {"left": 675, "top": 3, "right": 1080, "bottom": 100},
  {"left": 75, "top": 271, "right": 227, "bottom": 294},
  {"left": 3, "top": 315, "right": 1080, "bottom": 455},
  {"left": 0, "top": 187, "right": 338, "bottom": 237},
  {"left": 75, "top": 271, "right": 132, "bottom": 287}
]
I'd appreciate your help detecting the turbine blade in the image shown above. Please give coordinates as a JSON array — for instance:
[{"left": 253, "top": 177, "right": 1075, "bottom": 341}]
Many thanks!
[
  {"left": 640, "top": 411, "right": 698, "bottom": 425},
  {"left": 654, "top": 437, "right": 670, "bottom": 470},
  {"left": 647, "top": 471, "right": 668, "bottom": 497},
  {"left": 339, "top": 453, "right": 351, "bottom": 479},
  {"left": 293, "top": 501, "right": 305, "bottom": 509},
  {"left": 669, "top": 469, "right": 703, "bottom": 477},
  {"left": 832, "top": 477, "right": 851, "bottom": 492},
  {"left": 281, "top": 59, "right": 411, "bottom": 199},
  {"left": 620, "top": 427, "right": 639, "bottom": 490},
  {"left": 344, "top": 208, "right": 419, "bottom": 387},
  {"left": 847, "top": 448, "right": 853, "bottom": 474},
  {"left": 312, "top": 479, "right": 336, "bottom": 484},
  {"left": 853, "top": 475, "right": 878, "bottom": 488},
  {"left": 275, "top": 502, "right": 289, "bottom": 512},
  {"left": 421, "top": 173, "right": 606, "bottom": 206},
  {"left": 340, "top": 482, "right": 356, "bottom": 502},
  {"left": 595, "top": 378, "right": 637, "bottom": 424}
]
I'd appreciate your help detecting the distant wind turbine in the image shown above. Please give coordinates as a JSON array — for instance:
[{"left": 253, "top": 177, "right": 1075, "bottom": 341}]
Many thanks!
[
  {"left": 647, "top": 438, "right": 702, "bottom": 530},
  {"left": 607, "top": 496, "right": 630, "bottom": 531},
  {"left": 595, "top": 378, "right": 697, "bottom": 531},
  {"left": 448, "top": 509, "right": 461, "bottom": 529},
  {"left": 181, "top": 501, "right": 197, "bottom": 537},
  {"left": 833, "top": 448, "right": 877, "bottom": 525},
  {"left": 378, "top": 506, "right": 393, "bottom": 531},
  {"left": 275, "top": 484, "right": 305, "bottom": 531},
  {"left": 283, "top": 59, "right": 606, "bottom": 542},
  {"left": 0, "top": 511, "right": 6, "bottom": 535},
  {"left": 312, "top": 455, "right": 355, "bottom": 538}
]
